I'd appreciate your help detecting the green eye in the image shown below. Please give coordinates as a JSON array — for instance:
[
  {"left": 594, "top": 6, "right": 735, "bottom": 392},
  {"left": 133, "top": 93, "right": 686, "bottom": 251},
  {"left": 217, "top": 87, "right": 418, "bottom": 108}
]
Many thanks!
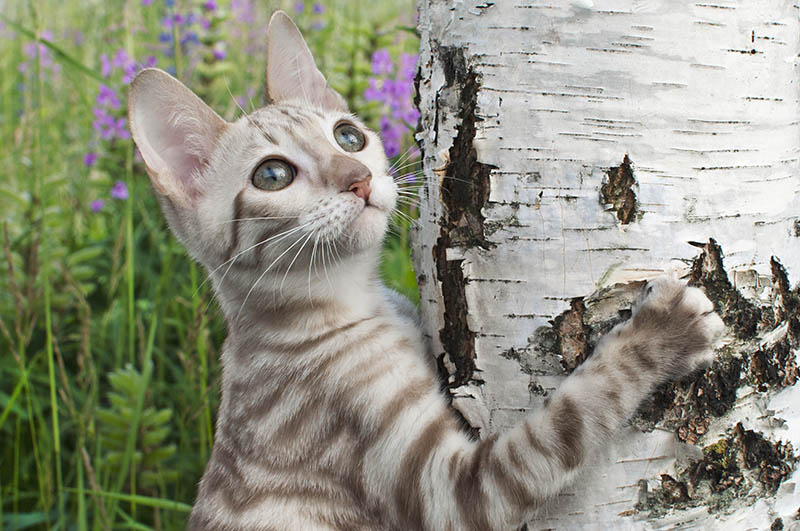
[
  {"left": 252, "top": 158, "right": 295, "bottom": 191},
  {"left": 334, "top": 123, "right": 366, "bottom": 152}
]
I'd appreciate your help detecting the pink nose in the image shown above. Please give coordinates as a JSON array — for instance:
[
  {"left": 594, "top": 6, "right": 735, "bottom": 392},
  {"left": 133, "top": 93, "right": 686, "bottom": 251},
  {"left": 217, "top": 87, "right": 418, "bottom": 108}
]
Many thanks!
[{"left": 349, "top": 176, "right": 371, "bottom": 202}]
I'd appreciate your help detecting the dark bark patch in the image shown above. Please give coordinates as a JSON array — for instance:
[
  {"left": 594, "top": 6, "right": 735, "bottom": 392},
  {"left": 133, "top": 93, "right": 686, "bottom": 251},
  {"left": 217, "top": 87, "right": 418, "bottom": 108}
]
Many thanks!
[
  {"left": 552, "top": 298, "right": 591, "bottom": 372},
  {"left": 688, "top": 238, "right": 761, "bottom": 339},
  {"left": 633, "top": 353, "right": 743, "bottom": 442},
  {"left": 433, "top": 45, "right": 496, "bottom": 392},
  {"left": 748, "top": 257, "right": 800, "bottom": 391},
  {"left": 637, "top": 422, "right": 797, "bottom": 517},
  {"left": 600, "top": 154, "right": 640, "bottom": 224}
]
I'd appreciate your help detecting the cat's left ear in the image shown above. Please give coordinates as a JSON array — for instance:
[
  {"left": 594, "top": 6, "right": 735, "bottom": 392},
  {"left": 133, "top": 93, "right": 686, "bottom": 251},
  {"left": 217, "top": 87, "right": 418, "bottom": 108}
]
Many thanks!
[
  {"left": 128, "top": 68, "right": 228, "bottom": 206},
  {"left": 265, "top": 11, "right": 348, "bottom": 112}
]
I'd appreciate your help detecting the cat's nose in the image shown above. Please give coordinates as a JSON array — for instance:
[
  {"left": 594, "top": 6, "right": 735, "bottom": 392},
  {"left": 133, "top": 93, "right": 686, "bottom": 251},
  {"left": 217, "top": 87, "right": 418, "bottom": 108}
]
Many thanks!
[
  {"left": 328, "top": 155, "right": 372, "bottom": 202},
  {"left": 348, "top": 175, "right": 371, "bottom": 202}
]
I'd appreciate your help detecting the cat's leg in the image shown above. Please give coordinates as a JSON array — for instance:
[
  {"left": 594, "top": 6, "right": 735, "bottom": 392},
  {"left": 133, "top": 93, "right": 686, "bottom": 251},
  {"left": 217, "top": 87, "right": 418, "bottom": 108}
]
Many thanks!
[{"left": 407, "top": 277, "right": 723, "bottom": 530}]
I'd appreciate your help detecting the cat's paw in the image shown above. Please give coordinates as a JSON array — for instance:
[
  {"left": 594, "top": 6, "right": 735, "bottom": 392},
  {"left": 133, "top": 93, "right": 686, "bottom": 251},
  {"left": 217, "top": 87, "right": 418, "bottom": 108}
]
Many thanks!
[{"left": 627, "top": 275, "right": 724, "bottom": 381}]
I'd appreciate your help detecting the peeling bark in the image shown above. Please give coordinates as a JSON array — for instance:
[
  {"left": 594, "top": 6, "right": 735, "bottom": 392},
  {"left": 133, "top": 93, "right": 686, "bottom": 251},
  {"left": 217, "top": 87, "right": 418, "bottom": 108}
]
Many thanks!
[{"left": 415, "top": 0, "right": 800, "bottom": 527}]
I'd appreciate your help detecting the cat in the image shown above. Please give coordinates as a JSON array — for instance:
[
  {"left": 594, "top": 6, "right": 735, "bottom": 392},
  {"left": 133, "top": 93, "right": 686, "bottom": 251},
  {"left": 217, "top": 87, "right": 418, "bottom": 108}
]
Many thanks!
[{"left": 128, "top": 10, "right": 724, "bottom": 531}]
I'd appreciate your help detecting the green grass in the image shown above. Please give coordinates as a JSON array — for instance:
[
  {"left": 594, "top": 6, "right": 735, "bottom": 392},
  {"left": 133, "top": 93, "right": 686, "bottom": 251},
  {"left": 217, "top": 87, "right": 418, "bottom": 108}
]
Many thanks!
[{"left": 0, "top": 1, "right": 419, "bottom": 528}]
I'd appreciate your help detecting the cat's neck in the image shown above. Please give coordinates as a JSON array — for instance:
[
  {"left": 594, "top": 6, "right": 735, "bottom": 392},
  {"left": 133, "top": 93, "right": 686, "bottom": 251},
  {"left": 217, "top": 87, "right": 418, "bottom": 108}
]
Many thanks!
[{"left": 211, "top": 249, "right": 383, "bottom": 343}]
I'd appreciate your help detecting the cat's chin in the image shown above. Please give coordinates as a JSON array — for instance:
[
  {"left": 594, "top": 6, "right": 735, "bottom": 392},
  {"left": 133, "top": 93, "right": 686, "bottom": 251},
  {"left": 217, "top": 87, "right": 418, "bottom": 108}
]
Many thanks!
[{"left": 345, "top": 205, "right": 389, "bottom": 251}]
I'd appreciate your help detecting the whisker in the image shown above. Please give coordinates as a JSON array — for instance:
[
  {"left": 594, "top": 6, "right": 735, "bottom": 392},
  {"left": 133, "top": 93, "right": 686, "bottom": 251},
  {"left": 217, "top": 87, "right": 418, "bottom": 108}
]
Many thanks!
[
  {"left": 211, "top": 215, "right": 298, "bottom": 226},
  {"left": 390, "top": 160, "right": 422, "bottom": 175},
  {"left": 280, "top": 231, "right": 314, "bottom": 297},
  {"left": 307, "top": 234, "right": 320, "bottom": 304},
  {"left": 320, "top": 237, "right": 333, "bottom": 291},
  {"left": 235, "top": 230, "right": 310, "bottom": 324},
  {"left": 388, "top": 145, "right": 419, "bottom": 174},
  {"left": 197, "top": 221, "right": 313, "bottom": 296}
]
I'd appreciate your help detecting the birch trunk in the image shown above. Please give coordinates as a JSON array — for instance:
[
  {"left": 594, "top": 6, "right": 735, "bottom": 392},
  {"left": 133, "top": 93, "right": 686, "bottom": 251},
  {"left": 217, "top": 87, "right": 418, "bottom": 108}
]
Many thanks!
[{"left": 413, "top": 1, "right": 800, "bottom": 528}]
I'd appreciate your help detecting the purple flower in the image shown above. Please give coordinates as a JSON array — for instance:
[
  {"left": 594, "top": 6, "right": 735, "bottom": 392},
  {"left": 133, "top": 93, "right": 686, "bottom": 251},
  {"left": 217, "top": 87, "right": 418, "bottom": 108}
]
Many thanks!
[
  {"left": 311, "top": 21, "right": 326, "bottom": 31},
  {"left": 180, "top": 32, "right": 199, "bottom": 46},
  {"left": 100, "top": 53, "right": 112, "bottom": 77},
  {"left": 400, "top": 53, "right": 417, "bottom": 81},
  {"left": 90, "top": 199, "right": 105, "bottom": 212},
  {"left": 371, "top": 49, "right": 393, "bottom": 76},
  {"left": 379, "top": 116, "right": 402, "bottom": 158},
  {"left": 112, "top": 49, "right": 131, "bottom": 69},
  {"left": 84, "top": 152, "right": 98, "bottom": 167},
  {"left": 111, "top": 181, "right": 129, "bottom": 200},
  {"left": 203, "top": 0, "right": 217, "bottom": 10},
  {"left": 96, "top": 84, "right": 120, "bottom": 109},
  {"left": 141, "top": 0, "right": 154, "bottom": 5},
  {"left": 92, "top": 107, "right": 115, "bottom": 139},
  {"left": 114, "top": 118, "right": 130, "bottom": 140},
  {"left": 294, "top": 2, "right": 305, "bottom": 13},
  {"left": 92, "top": 108, "right": 129, "bottom": 140},
  {"left": 122, "top": 64, "right": 138, "bottom": 84},
  {"left": 212, "top": 46, "right": 227, "bottom": 60},
  {"left": 312, "top": 3, "right": 324, "bottom": 14}
]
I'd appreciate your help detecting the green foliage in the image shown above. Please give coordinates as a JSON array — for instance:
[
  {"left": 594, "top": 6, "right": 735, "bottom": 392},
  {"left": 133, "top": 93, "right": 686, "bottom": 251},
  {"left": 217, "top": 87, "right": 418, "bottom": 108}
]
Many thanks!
[
  {"left": 0, "top": 0, "right": 419, "bottom": 529},
  {"left": 97, "top": 364, "right": 179, "bottom": 490}
]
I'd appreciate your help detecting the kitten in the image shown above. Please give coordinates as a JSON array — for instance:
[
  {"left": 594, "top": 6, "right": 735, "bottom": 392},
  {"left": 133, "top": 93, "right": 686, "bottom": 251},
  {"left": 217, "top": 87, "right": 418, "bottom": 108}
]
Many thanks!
[{"left": 128, "top": 11, "right": 724, "bottom": 531}]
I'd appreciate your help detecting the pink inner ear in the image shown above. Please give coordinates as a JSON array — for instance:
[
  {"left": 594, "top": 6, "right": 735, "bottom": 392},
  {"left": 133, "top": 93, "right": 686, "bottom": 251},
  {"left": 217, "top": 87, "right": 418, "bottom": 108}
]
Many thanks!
[{"left": 129, "top": 69, "right": 228, "bottom": 202}]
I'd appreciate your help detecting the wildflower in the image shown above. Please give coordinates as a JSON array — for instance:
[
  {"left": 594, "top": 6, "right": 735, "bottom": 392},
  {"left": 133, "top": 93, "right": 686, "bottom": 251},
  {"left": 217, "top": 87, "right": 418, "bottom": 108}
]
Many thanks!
[
  {"left": 379, "top": 116, "right": 402, "bottom": 158},
  {"left": 83, "top": 152, "right": 98, "bottom": 167},
  {"left": 312, "top": 3, "right": 325, "bottom": 14},
  {"left": 100, "top": 53, "right": 112, "bottom": 77},
  {"left": 371, "top": 49, "right": 393, "bottom": 75},
  {"left": 90, "top": 199, "right": 105, "bottom": 212},
  {"left": 294, "top": 2, "right": 305, "bottom": 13},
  {"left": 212, "top": 46, "right": 227, "bottom": 60},
  {"left": 364, "top": 50, "right": 420, "bottom": 158},
  {"left": 400, "top": 53, "right": 417, "bottom": 80},
  {"left": 111, "top": 181, "right": 129, "bottom": 200},
  {"left": 203, "top": 0, "right": 217, "bottom": 11},
  {"left": 141, "top": 0, "right": 155, "bottom": 5},
  {"left": 96, "top": 84, "right": 120, "bottom": 109}
]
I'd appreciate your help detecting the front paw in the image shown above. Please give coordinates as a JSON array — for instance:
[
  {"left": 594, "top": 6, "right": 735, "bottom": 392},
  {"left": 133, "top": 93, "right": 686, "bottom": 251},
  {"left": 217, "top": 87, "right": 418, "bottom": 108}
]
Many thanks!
[{"left": 628, "top": 275, "right": 724, "bottom": 381}]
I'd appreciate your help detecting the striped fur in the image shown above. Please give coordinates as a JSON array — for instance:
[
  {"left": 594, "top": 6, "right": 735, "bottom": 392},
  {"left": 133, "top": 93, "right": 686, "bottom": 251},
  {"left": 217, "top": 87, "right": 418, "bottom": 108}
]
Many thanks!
[{"left": 128, "top": 11, "right": 724, "bottom": 531}]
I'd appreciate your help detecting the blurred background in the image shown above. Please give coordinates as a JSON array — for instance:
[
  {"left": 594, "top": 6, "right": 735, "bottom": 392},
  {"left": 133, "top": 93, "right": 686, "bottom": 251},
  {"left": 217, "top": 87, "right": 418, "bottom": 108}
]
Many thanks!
[{"left": 0, "top": 0, "right": 419, "bottom": 528}]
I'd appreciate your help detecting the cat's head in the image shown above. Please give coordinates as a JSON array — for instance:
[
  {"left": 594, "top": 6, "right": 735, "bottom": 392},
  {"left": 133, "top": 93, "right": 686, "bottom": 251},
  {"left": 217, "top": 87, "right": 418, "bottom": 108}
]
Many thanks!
[{"left": 128, "top": 12, "right": 397, "bottom": 305}]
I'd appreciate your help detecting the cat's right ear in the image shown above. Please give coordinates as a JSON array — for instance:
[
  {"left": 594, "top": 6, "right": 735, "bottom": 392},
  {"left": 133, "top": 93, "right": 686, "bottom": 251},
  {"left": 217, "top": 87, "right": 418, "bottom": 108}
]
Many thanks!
[{"left": 128, "top": 68, "right": 228, "bottom": 206}]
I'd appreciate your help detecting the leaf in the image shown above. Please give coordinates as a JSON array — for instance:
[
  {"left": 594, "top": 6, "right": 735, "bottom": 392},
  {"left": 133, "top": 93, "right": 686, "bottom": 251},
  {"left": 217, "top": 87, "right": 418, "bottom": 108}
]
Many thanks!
[
  {"left": 66, "top": 246, "right": 105, "bottom": 267},
  {"left": 64, "top": 489, "right": 192, "bottom": 512},
  {"left": 1, "top": 511, "right": 52, "bottom": 529},
  {"left": 0, "top": 15, "right": 104, "bottom": 82}
]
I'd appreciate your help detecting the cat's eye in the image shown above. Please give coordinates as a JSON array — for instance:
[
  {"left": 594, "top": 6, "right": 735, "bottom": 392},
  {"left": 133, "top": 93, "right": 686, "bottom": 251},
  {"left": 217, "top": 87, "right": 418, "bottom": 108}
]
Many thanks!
[
  {"left": 334, "top": 123, "right": 366, "bottom": 152},
  {"left": 252, "top": 158, "right": 296, "bottom": 191}
]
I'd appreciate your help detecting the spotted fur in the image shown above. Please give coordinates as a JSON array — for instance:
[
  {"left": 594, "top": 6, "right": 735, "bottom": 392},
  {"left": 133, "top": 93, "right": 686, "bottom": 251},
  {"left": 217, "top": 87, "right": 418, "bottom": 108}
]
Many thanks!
[{"left": 128, "top": 11, "right": 724, "bottom": 531}]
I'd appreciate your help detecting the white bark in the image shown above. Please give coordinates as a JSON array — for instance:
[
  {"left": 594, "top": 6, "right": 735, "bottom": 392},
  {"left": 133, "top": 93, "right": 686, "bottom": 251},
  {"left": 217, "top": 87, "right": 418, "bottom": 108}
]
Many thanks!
[{"left": 414, "top": 1, "right": 800, "bottom": 528}]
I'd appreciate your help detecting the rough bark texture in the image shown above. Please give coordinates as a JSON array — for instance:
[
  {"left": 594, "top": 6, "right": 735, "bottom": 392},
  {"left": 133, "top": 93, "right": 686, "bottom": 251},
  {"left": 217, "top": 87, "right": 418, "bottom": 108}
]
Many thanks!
[{"left": 414, "top": 1, "right": 800, "bottom": 528}]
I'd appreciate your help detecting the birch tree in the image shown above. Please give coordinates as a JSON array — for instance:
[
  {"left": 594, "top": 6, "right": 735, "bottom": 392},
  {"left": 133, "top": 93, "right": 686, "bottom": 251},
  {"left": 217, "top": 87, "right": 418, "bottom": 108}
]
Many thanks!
[{"left": 413, "top": 1, "right": 800, "bottom": 528}]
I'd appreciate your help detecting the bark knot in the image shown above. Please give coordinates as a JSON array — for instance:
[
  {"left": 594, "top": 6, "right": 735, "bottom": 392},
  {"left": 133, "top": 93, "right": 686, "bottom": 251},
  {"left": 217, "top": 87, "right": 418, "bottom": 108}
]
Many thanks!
[{"left": 600, "top": 154, "right": 640, "bottom": 224}]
